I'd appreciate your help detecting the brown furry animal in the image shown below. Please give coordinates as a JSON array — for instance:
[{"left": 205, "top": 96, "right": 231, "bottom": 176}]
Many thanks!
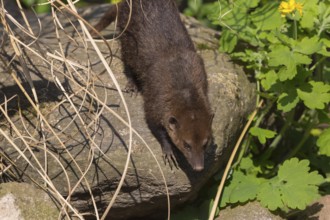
[{"left": 93, "top": 0, "right": 213, "bottom": 171}]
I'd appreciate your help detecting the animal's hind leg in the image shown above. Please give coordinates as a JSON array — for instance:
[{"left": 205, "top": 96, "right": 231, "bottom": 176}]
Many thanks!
[{"left": 123, "top": 65, "right": 140, "bottom": 95}]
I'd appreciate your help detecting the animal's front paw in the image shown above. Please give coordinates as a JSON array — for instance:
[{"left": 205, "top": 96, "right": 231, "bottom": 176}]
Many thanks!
[
  {"left": 163, "top": 148, "right": 179, "bottom": 170},
  {"left": 124, "top": 80, "right": 139, "bottom": 96}
]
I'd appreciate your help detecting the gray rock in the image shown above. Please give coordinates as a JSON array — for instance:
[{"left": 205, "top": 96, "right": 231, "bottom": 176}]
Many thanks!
[
  {"left": 0, "top": 182, "right": 59, "bottom": 220},
  {"left": 297, "top": 195, "right": 330, "bottom": 220},
  {"left": 0, "top": 4, "right": 255, "bottom": 219},
  {"left": 216, "top": 202, "right": 284, "bottom": 220}
]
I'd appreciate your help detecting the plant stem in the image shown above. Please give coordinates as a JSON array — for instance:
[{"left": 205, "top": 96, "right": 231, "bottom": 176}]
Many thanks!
[
  {"left": 209, "top": 100, "right": 263, "bottom": 220},
  {"left": 293, "top": 19, "right": 297, "bottom": 40},
  {"left": 236, "top": 99, "right": 275, "bottom": 165},
  {"left": 259, "top": 110, "right": 294, "bottom": 163},
  {"left": 286, "top": 110, "right": 317, "bottom": 159}
]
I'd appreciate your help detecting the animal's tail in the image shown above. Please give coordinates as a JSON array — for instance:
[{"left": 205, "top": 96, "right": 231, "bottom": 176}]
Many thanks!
[{"left": 91, "top": 4, "right": 119, "bottom": 37}]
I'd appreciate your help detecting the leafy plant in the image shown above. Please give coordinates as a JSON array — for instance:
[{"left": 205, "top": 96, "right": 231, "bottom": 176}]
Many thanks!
[
  {"left": 20, "top": 0, "right": 50, "bottom": 13},
  {"left": 183, "top": 0, "right": 330, "bottom": 217},
  {"left": 221, "top": 157, "right": 324, "bottom": 211}
]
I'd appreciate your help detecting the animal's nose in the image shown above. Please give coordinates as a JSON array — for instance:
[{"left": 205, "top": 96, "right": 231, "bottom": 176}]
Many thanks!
[
  {"left": 191, "top": 153, "right": 204, "bottom": 171},
  {"left": 193, "top": 164, "right": 204, "bottom": 172}
]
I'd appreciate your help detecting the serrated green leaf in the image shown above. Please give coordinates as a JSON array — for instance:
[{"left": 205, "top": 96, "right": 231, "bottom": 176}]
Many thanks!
[
  {"left": 259, "top": 32, "right": 279, "bottom": 44},
  {"left": 297, "top": 81, "right": 330, "bottom": 109},
  {"left": 239, "top": 157, "right": 254, "bottom": 171},
  {"left": 279, "top": 159, "right": 323, "bottom": 185},
  {"left": 261, "top": 70, "right": 278, "bottom": 91},
  {"left": 278, "top": 158, "right": 309, "bottom": 183},
  {"left": 219, "top": 30, "right": 238, "bottom": 53},
  {"left": 317, "top": 2, "right": 330, "bottom": 36},
  {"left": 220, "top": 171, "right": 261, "bottom": 207},
  {"left": 239, "top": 157, "right": 262, "bottom": 175},
  {"left": 268, "top": 45, "right": 293, "bottom": 67},
  {"left": 184, "top": 0, "right": 203, "bottom": 16},
  {"left": 230, "top": 177, "right": 260, "bottom": 203},
  {"left": 281, "top": 184, "right": 320, "bottom": 210},
  {"left": 277, "top": 66, "right": 297, "bottom": 81},
  {"left": 250, "top": 127, "right": 276, "bottom": 144},
  {"left": 209, "top": 0, "right": 259, "bottom": 30},
  {"left": 258, "top": 158, "right": 324, "bottom": 211},
  {"left": 299, "top": 0, "right": 319, "bottom": 29},
  {"left": 277, "top": 88, "right": 299, "bottom": 112},
  {"left": 292, "top": 52, "right": 312, "bottom": 66},
  {"left": 318, "top": 38, "right": 330, "bottom": 57},
  {"left": 294, "top": 36, "right": 322, "bottom": 55},
  {"left": 268, "top": 45, "right": 312, "bottom": 81},
  {"left": 317, "top": 128, "right": 330, "bottom": 156},
  {"left": 258, "top": 180, "right": 284, "bottom": 211}
]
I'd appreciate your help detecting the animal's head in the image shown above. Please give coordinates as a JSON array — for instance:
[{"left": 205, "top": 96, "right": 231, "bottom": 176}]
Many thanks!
[{"left": 165, "top": 109, "right": 213, "bottom": 171}]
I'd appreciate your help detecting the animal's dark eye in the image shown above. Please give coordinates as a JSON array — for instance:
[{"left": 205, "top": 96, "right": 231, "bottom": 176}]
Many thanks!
[
  {"left": 203, "top": 143, "right": 208, "bottom": 150},
  {"left": 202, "top": 138, "right": 210, "bottom": 150},
  {"left": 183, "top": 142, "right": 191, "bottom": 151}
]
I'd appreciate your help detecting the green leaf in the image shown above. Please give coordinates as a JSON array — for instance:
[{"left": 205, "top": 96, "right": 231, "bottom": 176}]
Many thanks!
[
  {"left": 318, "top": 109, "right": 330, "bottom": 124},
  {"left": 268, "top": 45, "right": 292, "bottom": 67},
  {"left": 239, "top": 157, "right": 254, "bottom": 171},
  {"left": 277, "top": 158, "right": 324, "bottom": 209},
  {"left": 317, "top": 2, "right": 330, "bottom": 36},
  {"left": 317, "top": 128, "right": 330, "bottom": 156},
  {"left": 277, "top": 87, "right": 299, "bottom": 112},
  {"left": 259, "top": 32, "right": 280, "bottom": 44},
  {"left": 297, "top": 81, "right": 330, "bottom": 109},
  {"left": 258, "top": 179, "right": 284, "bottom": 211},
  {"left": 221, "top": 171, "right": 261, "bottom": 207},
  {"left": 277, "top": 66, "right": 296, "bottom": 82},
  {"left": 184, "top": 0, "right": 203, "bottom": 16},
  {"left": 294, "top": 36, "right": 322, "bottom": 55},
  {"left": 21, "top": 0, "right": 35, "bottom": 6},
  {"left": 319, "top": 38, "right": 330, "bottom": 57},
  {"left": 299, "top": 0, "right": 319, "bottom": 29},
  {"left": 268, "top": 45, "right": 312, "bottom": 81},
  {"left": 258, "top": 158, "right": 324, "bottom": 211},
  {"left": 250, "top": 127, "right": 277, "bottom": 144},
  {"left": 34, "top": 0, "right": 50, "bottom": 13},
  {"left": 209, "top": 0, "right": 259, "bottom": 30},
  {"left": 219, "top": 30, "right": 238, "bottom": 53},
  {"left": 280, "top": 184, "right": 320, "bottom": 210},
  {"left": 251, "top": 2, "right": 283, "bottom": 31},
  {"left": 239, "top": 157, "right": 262, "bottom": 175},
  {"left": 261, "top": 70, "right": 278, "bottom": 91}
]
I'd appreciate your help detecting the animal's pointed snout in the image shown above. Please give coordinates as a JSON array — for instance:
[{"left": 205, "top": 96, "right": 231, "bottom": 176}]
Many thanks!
[{"left": 193, "top": 164, "right": 204, "bottom": 171}]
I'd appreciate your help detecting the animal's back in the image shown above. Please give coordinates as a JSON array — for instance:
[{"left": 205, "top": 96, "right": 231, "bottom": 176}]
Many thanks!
[
  {"left": 118, "top": 0, "right": 195, "bottom": 72},
  {"left": 93, "top": 0, "right": 213, "bottom": 170}
]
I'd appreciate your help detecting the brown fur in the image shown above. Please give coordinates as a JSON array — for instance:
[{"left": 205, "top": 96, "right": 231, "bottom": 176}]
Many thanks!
[{"left": 94, "top": 0, "right": 213, "bottom": 171}]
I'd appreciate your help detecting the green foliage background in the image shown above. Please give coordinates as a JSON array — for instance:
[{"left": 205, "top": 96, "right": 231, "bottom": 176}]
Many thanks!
[
  {"left": 20, "top": 0, "right": 330, "bottom": 218},
  {"left": 182, "top": 0, "right": 330, "bottom": 218}
]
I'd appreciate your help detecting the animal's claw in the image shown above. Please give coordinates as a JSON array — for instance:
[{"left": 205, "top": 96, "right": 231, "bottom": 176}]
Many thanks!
[
  {"left": 163, "top": 149, "right": 179, "bottom": 170},
  {"left": 124, "top": 80, "right": 139, "bottom": 97}
]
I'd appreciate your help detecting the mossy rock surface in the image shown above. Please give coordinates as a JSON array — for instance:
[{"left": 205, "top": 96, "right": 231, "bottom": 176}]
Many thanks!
[{"left": 0, "top": 182, "right": 59, "bottom": 220}]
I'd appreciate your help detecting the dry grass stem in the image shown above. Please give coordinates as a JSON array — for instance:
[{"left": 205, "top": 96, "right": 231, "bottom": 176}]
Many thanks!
[{"left": 0, "top": 0, "right": 170, "bottom": 219}]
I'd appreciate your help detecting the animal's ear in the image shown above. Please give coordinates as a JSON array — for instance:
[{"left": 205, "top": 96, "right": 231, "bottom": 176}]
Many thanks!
[{"left": 168, "top": 116, "right": 179, "bottom": 131}]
